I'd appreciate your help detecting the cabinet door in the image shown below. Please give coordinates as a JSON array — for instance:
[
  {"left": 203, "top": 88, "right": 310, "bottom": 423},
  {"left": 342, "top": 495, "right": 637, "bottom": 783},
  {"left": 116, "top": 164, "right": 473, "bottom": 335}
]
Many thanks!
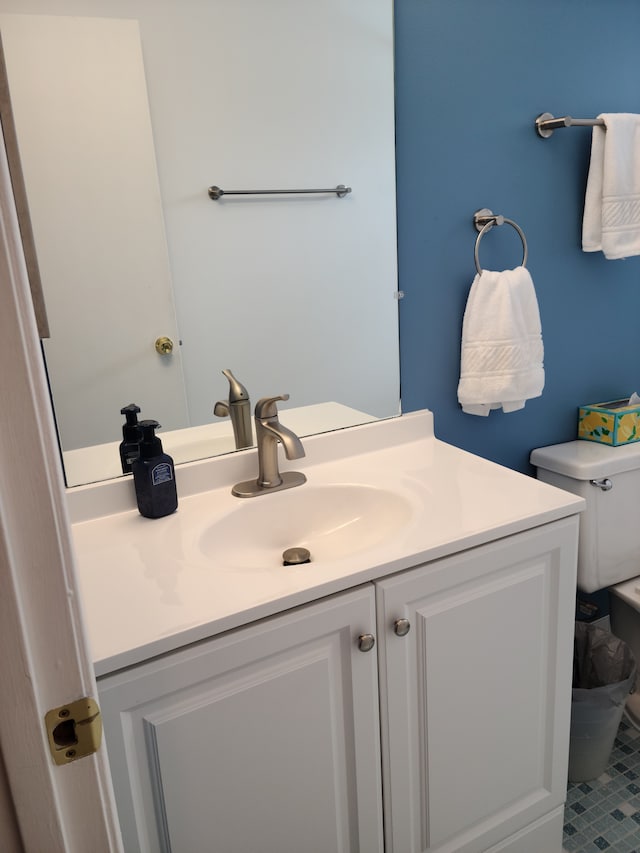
[
  {"left": 98, "top": 586, "right": 383, "bottom": 853},
  {"left": 376, "top": 517, "right": 578, "bottom": 853}
]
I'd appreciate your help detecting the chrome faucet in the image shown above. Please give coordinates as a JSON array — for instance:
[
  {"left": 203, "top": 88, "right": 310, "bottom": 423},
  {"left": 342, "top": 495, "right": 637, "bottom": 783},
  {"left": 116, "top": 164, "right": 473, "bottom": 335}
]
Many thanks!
[
  {"left": 213, "top": 369, "right": 253, "bottom": 450},
  {"left": 232, "top": 394, "right": 306, "bottom": 498}
]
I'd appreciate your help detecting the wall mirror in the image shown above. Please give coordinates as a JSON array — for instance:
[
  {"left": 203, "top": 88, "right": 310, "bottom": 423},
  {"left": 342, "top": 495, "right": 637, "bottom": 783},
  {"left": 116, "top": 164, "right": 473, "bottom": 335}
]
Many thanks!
[{"left": 0, "top": 0, "right": 399, "bottom": 487}]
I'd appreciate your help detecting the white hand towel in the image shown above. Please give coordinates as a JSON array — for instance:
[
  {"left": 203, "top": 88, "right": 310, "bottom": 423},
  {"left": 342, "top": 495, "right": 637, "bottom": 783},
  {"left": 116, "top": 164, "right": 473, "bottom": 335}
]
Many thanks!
[
  {"left": 457, "top": 266, "right": 544, "bottom": 416},
  {"left": 582, "top": 113, "right": 640, "bottom": 259}
]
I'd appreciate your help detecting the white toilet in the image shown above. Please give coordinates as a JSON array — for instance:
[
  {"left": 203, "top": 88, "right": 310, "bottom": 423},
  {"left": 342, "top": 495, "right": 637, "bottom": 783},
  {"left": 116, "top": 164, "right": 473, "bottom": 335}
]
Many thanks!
[{"left": 531, "top": 438, "right": 640, "bottom": 727}]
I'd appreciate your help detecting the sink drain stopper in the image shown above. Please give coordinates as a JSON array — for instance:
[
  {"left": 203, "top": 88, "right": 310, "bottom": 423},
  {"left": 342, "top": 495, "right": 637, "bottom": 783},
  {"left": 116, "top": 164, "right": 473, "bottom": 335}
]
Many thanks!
[{"left": 282, "top": 547, "right": 311, "bottom": 566}]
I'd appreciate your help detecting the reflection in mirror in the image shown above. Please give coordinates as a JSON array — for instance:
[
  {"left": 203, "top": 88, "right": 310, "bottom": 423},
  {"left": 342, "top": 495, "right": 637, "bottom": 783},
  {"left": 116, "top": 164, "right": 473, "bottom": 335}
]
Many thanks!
[{"left": 0, "top": 1, "right": 399, "bottom": 487}]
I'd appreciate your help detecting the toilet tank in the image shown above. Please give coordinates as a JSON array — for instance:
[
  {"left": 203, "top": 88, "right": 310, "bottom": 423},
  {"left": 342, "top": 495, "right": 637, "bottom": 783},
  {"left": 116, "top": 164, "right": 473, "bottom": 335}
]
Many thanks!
[{"left": 531, "top": 440, "right": 640, "bottom": 593}]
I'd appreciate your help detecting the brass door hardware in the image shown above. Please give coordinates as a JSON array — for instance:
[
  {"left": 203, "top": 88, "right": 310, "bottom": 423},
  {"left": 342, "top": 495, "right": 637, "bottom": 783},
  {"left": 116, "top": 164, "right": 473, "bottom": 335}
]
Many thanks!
[
  {"left": 155, "top": 336, "right": 174, "bottom": 355},
  {"left": 45, "top": 697, "right": 102, "bottom": 765}
]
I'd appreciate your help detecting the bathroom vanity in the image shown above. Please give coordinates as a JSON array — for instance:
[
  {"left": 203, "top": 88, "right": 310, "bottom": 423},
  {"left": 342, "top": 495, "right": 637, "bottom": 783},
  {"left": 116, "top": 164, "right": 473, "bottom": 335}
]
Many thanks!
[{"left": 69, "top": 412, "right": 583, "bottom": 853}]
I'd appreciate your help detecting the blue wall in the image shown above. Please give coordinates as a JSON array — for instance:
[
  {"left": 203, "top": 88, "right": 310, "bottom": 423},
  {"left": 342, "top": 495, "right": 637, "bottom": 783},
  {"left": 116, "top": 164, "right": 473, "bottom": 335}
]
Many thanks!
[{"left": 395, "top": 0, "right": 640, "bottom": 474}]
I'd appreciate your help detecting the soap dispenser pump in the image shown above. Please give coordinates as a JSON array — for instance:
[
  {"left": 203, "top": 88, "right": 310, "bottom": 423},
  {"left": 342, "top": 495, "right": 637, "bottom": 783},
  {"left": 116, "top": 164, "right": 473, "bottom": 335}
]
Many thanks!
[
  {"left": 131, "top": 420, "right": 178, "bottom": 518},
  {"left": 119, "top": 403, "right": 142, "bottom": 474}
]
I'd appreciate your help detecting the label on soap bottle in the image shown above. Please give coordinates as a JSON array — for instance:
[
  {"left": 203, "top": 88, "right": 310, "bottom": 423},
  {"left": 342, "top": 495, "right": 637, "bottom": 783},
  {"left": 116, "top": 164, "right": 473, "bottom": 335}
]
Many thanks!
[{"left": 151, "top": 462, "right": 174, "bottom": 486}]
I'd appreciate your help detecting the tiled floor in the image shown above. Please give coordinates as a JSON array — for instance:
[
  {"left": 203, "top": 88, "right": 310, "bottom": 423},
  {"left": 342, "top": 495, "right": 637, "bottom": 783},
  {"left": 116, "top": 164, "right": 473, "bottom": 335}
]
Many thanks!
[{"left": 563, "top": 717, "right": 640, "bottom": 852}]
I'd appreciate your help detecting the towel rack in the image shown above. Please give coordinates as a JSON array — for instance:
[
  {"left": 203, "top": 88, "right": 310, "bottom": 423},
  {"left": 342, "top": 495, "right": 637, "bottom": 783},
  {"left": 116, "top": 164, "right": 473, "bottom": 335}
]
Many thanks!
[
  {"left": 473, "top": 208, "right": 528, "bottom": 274},
  {"left": 536, "top": 112, "right": 605, "bottom": 139},
  {"left": 208, "top": 184, "right": 351, "bottom": 200}
]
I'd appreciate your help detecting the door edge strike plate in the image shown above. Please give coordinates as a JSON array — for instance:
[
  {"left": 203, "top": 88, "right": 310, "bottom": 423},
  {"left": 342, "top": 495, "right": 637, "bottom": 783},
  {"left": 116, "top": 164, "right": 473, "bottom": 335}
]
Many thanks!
[{"left": 45, "top": 697, "right": 103, "bottom": 766}]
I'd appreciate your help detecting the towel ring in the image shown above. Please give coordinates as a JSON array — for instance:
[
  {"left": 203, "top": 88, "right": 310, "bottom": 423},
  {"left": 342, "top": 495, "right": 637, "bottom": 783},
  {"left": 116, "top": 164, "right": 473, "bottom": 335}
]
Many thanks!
[{"left": 473, "top": 208, "right": 528, "bottom": 274}]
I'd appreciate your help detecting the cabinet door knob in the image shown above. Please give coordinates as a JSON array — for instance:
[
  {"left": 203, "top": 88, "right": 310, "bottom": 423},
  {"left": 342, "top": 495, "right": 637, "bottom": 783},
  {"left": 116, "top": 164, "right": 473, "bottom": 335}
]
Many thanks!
[
  {"left": 358, "top": 633, "right": 376, "bottom": 652},
  {"left": 393, "top": 618, "right": 411, "bottom": 637}
]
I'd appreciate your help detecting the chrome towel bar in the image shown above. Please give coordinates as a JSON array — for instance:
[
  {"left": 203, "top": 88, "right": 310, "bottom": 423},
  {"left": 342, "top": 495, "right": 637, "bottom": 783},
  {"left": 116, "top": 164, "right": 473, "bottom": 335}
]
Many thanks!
[
  {"left": 536, "top": 112, "right": 605, "bottom": 138},
  {"left": 473, "top": 208, "right": 528, "bottom": 274},
  {"left": 208, "top": 184, "right": 351, "bottom": 200}
]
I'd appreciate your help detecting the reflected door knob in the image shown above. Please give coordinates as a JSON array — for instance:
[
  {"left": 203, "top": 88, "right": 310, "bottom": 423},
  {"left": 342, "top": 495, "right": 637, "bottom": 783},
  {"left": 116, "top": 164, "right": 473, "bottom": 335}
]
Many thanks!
[
  {"left": 155, "top": 336, "right": 174, "bottom": 355},
  {"left": 358, "top": 634, "right": 376, "bottom": 652}
]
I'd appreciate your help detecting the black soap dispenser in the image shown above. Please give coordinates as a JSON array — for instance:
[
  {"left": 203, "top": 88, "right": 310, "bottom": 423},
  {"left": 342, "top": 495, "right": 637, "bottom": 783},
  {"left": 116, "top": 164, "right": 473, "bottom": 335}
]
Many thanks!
[
  {"left": 119, "top": 404, "right": 142, "bottom": 474},
  {"left": 131, "top": 420, "right": 178, "bottom": 518}
]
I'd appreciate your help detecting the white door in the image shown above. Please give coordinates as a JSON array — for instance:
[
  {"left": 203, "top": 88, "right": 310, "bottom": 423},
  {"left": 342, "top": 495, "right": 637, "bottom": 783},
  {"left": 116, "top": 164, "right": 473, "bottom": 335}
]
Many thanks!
[
  {"left": 0, "top": 15, "right": 188, "bottom": 450},
  {"left": 99, "top": 586, "right": 384, "bottom": 853},
  {"left": 376, "top": 519, "right": 578, "bottom": 853},
  {"left": 0, "top": 115, "right": 122, "bottom": 849}
]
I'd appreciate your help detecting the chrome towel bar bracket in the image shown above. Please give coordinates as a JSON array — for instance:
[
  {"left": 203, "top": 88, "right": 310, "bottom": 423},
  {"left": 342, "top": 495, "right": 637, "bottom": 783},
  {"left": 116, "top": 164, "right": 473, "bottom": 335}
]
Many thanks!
[
  {"left": 208, "top": 184, "right": 351, "bottom": 200},
  {"left": 536, "top": 112, "right": 605, "bottom": 138},
  {"left": 473, "top": 208, "right": 528, "bottom": 274}
]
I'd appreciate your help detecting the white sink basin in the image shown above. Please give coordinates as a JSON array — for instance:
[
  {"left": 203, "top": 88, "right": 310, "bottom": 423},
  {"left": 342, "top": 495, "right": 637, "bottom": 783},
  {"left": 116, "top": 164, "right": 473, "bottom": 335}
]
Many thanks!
[
  {"left": 70, "top": 410, "right": 587, "bottom": 675},
  {"left": 196, "top": 483, "right": 413, "bottom": 567}
]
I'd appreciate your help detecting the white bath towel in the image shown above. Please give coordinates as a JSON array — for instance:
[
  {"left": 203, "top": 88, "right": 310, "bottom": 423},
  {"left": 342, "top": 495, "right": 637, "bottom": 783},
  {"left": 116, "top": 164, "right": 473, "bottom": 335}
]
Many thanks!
[
  {"left": 457, "top": 266, "right": 544, "bottom": 416},
  {"left": 582, "top": 113, "right": 640, "bottom": 259}
]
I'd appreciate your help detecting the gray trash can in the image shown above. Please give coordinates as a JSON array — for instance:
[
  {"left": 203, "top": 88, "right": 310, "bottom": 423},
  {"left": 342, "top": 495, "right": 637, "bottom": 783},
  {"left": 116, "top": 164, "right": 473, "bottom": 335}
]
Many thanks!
[{"left": 569, "top": 621, "right": 636, "bottom": 782}]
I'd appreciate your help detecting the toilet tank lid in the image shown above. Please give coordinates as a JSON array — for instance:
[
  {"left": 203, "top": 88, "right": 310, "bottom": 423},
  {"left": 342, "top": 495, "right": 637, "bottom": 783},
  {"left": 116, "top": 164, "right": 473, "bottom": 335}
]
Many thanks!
[{"left": 530, "top": 440, "right": 640, "bottom": 480}]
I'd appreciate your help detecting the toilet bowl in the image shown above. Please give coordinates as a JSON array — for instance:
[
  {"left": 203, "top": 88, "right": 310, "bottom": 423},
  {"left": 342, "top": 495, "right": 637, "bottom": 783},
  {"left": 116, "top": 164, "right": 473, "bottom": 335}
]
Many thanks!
[{"left": 531, "top": 439, "right": 640, "bottom": 727}]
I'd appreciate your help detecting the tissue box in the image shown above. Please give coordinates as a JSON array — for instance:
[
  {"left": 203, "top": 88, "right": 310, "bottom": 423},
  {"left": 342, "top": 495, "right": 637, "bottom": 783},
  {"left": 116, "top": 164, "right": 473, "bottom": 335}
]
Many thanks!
[{"left": 578, "top": 399, "right": 640, "bottom": 446}]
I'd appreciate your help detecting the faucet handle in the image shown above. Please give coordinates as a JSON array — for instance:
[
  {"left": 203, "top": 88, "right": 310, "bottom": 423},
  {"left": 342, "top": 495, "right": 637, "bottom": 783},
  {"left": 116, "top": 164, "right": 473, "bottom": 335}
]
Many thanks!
[
  {"left": 221, "top": 369, "right": 250, "bottom": 403},
  {"left": 255, "top": 394, "right": 290, "bottom": 419}
]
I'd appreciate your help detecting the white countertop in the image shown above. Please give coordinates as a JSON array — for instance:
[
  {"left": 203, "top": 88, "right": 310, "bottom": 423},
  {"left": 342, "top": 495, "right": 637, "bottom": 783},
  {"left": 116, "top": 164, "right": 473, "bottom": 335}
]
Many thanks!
[{"left": 69, "top": 411, "right": 584, "bottom": 677}]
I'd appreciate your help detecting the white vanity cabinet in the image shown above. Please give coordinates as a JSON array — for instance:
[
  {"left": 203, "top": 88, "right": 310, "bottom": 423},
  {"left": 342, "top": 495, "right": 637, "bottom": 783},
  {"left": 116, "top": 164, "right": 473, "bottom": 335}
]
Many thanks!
[
  {"left": 376, "top": 516, "right": 578, "bottom": 853},
  {"left": 98, "top": 516, "right": 577, "bottom": 853},
  {"left": 98, "top": 585, "right": 384, "bottom": 853}
]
